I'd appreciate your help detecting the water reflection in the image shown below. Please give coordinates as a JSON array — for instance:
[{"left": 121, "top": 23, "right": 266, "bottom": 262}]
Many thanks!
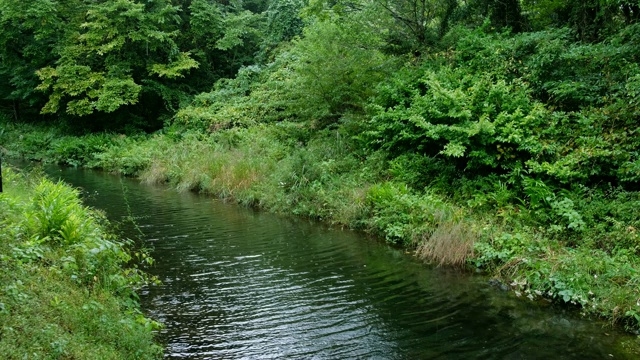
[{"left": 44, "top": 166, "right": 638, "bottom": 359}]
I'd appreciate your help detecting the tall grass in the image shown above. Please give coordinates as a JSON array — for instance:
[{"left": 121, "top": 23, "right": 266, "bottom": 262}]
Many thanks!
[
  {"left": 140, "top": 130, "right": 274, "bottom": 198},
  {"left": 416, "top": 221, "right": 477, "bottom": 267}
]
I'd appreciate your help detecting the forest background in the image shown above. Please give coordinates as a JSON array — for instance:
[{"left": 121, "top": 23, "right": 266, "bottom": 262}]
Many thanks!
[{"left": 2, "top": 0, "right": 640, "bottom": 334}]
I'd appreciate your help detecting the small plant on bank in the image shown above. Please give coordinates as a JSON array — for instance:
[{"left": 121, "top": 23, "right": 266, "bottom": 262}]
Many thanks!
[{"left": 0, "top": 166, "right": 162, "bottom": 359}]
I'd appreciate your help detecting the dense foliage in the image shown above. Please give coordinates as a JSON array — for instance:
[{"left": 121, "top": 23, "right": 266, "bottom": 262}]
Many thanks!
[
  {"left": 0, "top": 0, "right": 270, "bottom": 129},
  {"left": 0, "top": 166, "right": 161, "bottom": 358},
  {"left": 3, "top": 0, "right": 640, "bottom": 337}
]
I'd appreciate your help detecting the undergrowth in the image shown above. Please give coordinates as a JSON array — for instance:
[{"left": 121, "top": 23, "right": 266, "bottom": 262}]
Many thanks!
[
  {"left": 4, "top": 119, "right": 640, "bottom": 332},
  {"left": 0, "top": 166, "right": 162, "bottom": 359}
]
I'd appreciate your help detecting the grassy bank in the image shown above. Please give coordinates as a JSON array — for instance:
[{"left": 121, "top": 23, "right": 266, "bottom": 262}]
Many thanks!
[
  {"left": 3, "top": 0, "right": 640, "bottom": 354},
  {"left": 3, "top": 119, "right": 640, "bottom": 338},
  {"left": 0, "top": 165, "right": 162, "bottom": 359}
]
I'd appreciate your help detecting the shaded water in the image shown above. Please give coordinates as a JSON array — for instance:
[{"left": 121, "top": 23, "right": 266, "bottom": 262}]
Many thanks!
[{"left": 45, "top": 166, "right": 638, "bottom": 359}]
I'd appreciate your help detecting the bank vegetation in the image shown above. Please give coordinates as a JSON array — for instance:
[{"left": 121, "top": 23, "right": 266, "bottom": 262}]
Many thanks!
[
  {"left": 2, "top": 0, "right": 640, "bottom": 336},
  {"left": 0, "top": 166, "right": 162, "bottom": 358}
]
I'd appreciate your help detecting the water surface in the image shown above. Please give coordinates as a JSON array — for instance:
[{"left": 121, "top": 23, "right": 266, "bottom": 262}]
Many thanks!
[{"left": 45, "top": 166, "right": 638, "bottom": 359}]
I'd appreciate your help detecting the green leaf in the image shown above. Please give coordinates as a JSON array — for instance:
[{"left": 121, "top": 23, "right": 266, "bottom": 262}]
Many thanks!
[
  {"left": 149, "top": 52, "right": 199, "bottom": 79},
  {"left": 440, "top": 142, "right": 466, "bottom": 158}
]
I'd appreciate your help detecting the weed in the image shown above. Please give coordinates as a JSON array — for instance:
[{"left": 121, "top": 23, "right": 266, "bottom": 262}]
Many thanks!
[
  {"left": 417, "top": 220, "right": 477, "bottom": 267},
  {"left": 3, "top": 114, "right": 640, "bottom": 333}
]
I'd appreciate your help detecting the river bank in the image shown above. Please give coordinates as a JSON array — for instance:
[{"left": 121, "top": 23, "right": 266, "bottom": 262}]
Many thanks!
[
  {"left": 0, "top": 165, "right": 162, "bottom": 358},
  {"left": 2, "top": 119, "right": 640, "bottom": 344},
  {"left": 48, "top": 163, "right": 639, "bottom": 358}
]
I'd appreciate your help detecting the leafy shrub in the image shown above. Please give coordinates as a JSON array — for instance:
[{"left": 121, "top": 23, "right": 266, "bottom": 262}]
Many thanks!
[
  {"left": 49, "top": 133, "right": 115, "bottom": 167},
  {"left": 283, "top": 18, "right": 391, "bottom": 126},
  {"left": 367, "top": 62, "right": 548, "bottom": 177},
  {"left": 29, "top": 179, "right": 84, "bottom": 244},
  {"left": 92, "top": 135, "right": 158, "bottom": 175},
  {"left": 364, "top": 182, "right": 455, "bottom": 245},
  {"left": 364, "top": 25, "right": 640, "bottom": 250},
  {"left": 174, "top": 65, "right": 265, "bottom": 132},
  {"left": 18, "top": 130, "right": 57, "bottom": 161}
]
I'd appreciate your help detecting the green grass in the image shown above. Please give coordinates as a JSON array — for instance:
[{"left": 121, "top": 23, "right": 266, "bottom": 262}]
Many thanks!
[
  {"left": 3, "top": 118, "right": 640, "bottom": 336},
  {"left": 0, "top": 166, "right": 162, "bottom": 359}
]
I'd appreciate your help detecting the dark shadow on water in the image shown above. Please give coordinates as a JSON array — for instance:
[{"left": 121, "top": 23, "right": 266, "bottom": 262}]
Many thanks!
[{"left": 33, "top": 164, "right": 640, "bottom": 359}]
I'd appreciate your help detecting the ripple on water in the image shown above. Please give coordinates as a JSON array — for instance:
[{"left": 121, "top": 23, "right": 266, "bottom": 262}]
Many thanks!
[{"left": 44, "top": 166, "right": 638, "bottom": 360}]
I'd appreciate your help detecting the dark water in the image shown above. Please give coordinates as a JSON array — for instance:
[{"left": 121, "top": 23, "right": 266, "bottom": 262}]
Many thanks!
[{"left": 43, "top": 166, "right": 639, "bottom": 359}]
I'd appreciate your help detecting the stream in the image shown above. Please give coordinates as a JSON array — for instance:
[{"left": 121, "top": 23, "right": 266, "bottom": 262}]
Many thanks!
[{"left": 44, "top": 166, "right": 637, "bottom": 359}]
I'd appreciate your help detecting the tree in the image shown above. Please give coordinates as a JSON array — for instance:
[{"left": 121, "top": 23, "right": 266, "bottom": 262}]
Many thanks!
[
  {"left": 375, "top": 0, "right": 449, "bottom": 50},
  {"left": 36, "top": 0, "right": 198, "bottom": 117},
  {"left": 0, "top": 0, "right": 74, "bottom": 119},
  {"left": 186, "top": 0, "right": 265, "bottom": 81},
  {"left": 282, "top": 12, "right": 391, "bottom": 126},
  {"left": 523, "top": 0, "right": 639, "bottom": 41},
  {"left": 0, "top": 0, "right": 271, "bottom": 128},
  {"left": 484, "top": 0, "right": 527, "bottom": 32},
  {"left": 264, "top": 0, "right": 305, "bottom": 47}
]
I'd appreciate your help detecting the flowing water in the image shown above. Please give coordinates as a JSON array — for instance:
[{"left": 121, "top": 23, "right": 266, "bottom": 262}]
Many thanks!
[{"left": 43, "top": 166, "right": 638, "bottom": 359}]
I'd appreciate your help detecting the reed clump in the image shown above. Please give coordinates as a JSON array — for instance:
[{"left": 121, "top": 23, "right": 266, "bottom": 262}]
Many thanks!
[{"left": 416, "top": 221, "right": 477, "bottom": 267}]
